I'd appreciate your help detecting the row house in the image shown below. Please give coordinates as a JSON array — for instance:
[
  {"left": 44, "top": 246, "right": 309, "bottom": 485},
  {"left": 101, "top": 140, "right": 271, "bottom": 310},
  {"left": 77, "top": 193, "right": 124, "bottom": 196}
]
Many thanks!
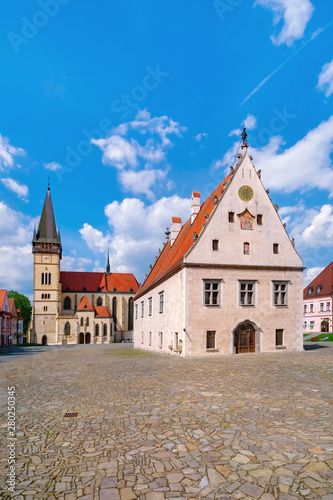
[{"left": 303, "top": 262, "right": 333, "bottom": 333}]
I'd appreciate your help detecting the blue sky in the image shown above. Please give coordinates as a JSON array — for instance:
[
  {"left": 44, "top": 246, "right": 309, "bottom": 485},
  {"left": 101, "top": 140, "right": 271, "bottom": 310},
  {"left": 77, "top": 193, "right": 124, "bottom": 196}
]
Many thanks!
[{"left": 0, "top": 0, "right": 333, "bottom": 297}]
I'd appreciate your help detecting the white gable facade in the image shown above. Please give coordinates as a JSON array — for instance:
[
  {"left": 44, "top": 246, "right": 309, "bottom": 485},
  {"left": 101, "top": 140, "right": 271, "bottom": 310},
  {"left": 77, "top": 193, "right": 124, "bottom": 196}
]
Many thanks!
[{"left": 134, "top": 145, "right": 304, "bottom": 356}]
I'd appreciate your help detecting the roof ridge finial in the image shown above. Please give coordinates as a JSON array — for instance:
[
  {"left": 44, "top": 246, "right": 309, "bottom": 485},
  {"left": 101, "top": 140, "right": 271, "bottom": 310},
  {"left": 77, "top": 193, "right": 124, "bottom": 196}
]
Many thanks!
[
  {"left": 241, "top": 127, "right": 248, "bottom": 148},
  {"left": 48, "top": 177, "right": 50, "bottom": 189}
]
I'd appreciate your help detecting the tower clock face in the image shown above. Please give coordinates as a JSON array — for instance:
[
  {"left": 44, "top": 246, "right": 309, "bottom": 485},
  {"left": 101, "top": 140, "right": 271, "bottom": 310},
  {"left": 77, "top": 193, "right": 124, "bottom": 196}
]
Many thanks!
[
  {"left": 238, "top": 185, "right": 254, "bottom": 201},
  {"left": 42, "top": 255, "right": 51, "bottom": 263}
]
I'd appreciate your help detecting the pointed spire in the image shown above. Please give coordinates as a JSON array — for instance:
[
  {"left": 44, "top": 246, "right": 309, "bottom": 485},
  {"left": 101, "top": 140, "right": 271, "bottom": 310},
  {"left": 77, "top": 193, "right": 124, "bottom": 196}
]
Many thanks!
[
  {"left": 106, "top": 250, "right": 111, "bottom": 275},
  {"left": 35, "top": 185, "right": 59, "bottom": 243}
]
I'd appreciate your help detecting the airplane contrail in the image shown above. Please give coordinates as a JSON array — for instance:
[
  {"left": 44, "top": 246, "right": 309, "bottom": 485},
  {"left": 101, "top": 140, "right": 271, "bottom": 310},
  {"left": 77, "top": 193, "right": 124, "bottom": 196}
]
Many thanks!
[{"left": 240, "top": 20, "right": 333, "bottom": 108}]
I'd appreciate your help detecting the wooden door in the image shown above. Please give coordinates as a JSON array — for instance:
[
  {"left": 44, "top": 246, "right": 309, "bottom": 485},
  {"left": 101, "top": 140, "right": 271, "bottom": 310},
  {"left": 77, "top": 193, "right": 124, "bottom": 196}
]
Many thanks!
[{"left": 235, "top": 324, "right": 255, "bottom": 353}]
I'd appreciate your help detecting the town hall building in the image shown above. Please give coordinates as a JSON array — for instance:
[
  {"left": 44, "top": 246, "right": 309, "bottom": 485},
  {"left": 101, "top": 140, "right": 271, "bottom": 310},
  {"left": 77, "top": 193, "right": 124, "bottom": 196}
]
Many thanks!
[
  {"left": 28, "top": 186, "right": 139, "bottom": 345},
  {"left": 134, "top": 131, "right": 304, "bottom": 356}
]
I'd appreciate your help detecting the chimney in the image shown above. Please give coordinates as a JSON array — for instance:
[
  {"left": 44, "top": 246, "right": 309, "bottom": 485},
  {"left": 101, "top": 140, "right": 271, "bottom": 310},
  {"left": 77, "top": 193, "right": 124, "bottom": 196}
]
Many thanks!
[
  {"left": 191, "top": 192, "right": 201, "bottom": 224},
  {"left": 171, "top": 217, "right": 182, "bottom": 246}
]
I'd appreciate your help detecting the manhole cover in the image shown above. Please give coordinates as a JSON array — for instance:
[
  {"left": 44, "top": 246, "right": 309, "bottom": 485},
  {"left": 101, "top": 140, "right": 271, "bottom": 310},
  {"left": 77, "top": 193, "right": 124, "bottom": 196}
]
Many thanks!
[{"left": 64, "top": 412, "right": 78, "bottom": 417}]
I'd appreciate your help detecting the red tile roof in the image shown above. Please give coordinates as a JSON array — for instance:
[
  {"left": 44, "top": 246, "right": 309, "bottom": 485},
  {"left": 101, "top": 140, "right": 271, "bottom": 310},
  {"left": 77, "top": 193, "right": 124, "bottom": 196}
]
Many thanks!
[
  {"left": 77, "top": 296, "right": 94, "bottom": 311},
  {"left": 94, "top": 306, "right": 112, "bottom": 318},
  {"left": 60, "top": 272, "right": 139, "bottom": 293},
  {"left": 0, "top": 289, "right": 7, "bottom": 312},
  {"left": 303, "top": 262, "right": 333, "bottom": 299},
  {"left": 136, "top": 175, "right": 231, "bottom": 299},
  {"left": 8, "top": 298, "right": 18, "bottom": 317}
]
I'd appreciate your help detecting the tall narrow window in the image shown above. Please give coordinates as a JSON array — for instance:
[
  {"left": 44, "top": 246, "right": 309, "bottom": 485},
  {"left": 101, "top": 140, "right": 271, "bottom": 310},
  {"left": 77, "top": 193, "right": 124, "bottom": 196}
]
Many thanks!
[
  {"left": 141, "top": 301, "right": 144, "bottom": 318},
  {"left": 327, "top": 302, "right": 331, "bottom": 311},
  {"left": 97, "top": 297, "right": 102, "bottom": 306},
  {"left": 41, "top": 273, "right": 44, "bottom": 285},
  {"left": 273, "top": 243, "right": 279, "bottom": 254},
  {"left": 148, "top": 297, "right": 152, "bottom": 316},
  {"left": 149, "top": 331, "right": 152, "bottom": 346},
  {"left": 319, "top": 302, "right": 324, "bottom": 312},
  {"left": 135, "top": 304, "right": 138, "bottom": 320},
  {"left": 86, "top": 317, "right": 89, "bottom": 326},
  {"left": 212, "top": 239, "right": 219, "bottom": 251},
  {"left": 240, "top": 282, "right": 255, "bottom": 306},
  {"left": 273, "top": 282, "right": 288, "bottom": 306},
  {"left": 159, "top": 292, "right": 164, "bottom": 313},
  {"left": 204, "top": 281, "right": 220, "bottom": 306},
  {"left": 159, "top": 332, "right": 163, "bottom": 349},
  {"left": 64, "top": 322, "right": 70, "bottom": 336},
  {"left": 49, "top": 273, "right": 51, "bottom": 285},
  {"left": 174, "top": 332, "right": 179, "bottom": 351},
  {"left": 141, "top": 331, "right": 144, "bottom": 344},
  {"left": 80, "top": 317, "right": 83, "bottom": 326},
  {"left": 128, "top": 297, "right": 134, "bottom": 330},
  {"left": 103, "top": 324, "right": 107, "bottom": 336},
  {"left": 95, "top": 324, "right": 99, "bottom": 336},
  {"left": 275, "top": 329, "right": 283, "bottom": 346},
  {"left": 113, "top": 297, "right": 117, "bottom": 331},
  {"left": 64, "top": 296, "right": 71, "bottom": 309},
  {"left": 257, "top": 214, "right": 263, "bottom": 225},
  {"left": 244, "top": 242, "right": 250, "bottom": 255},
  {"left": 304, "top": 304, "right": 307, "bottom": 313},
  {"left": 206, "top": 331, "right": 216, "bottom": 349},
  {"left": 228, "top": 212, "right": 234, "bottom": 223},
  {"left": 309, "top": 303, "right": 314, "bottom": 313}
]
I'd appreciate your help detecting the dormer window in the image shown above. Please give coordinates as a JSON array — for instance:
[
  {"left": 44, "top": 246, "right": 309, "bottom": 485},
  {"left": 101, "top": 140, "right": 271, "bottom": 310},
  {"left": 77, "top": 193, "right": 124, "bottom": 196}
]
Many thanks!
[
  {"left": 308, "top": 286, "right": 314, "bottom": 295},
  {"left": 316, "top": 285, "right": 322, "bottom": 294}
]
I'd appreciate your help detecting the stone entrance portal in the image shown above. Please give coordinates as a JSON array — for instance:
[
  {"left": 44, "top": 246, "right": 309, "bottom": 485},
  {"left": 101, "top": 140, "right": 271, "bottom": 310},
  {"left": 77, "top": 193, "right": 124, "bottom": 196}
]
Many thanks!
[{"left": 234, "top": 323, "right": 256, "bottom": 353}]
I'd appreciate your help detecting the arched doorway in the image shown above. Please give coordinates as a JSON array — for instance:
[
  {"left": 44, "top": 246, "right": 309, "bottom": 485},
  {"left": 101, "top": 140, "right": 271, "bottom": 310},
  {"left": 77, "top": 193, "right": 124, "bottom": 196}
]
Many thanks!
[
  {"left": 42, "top": 335, "right": 47, "bottom": 346},
  {"left": 79, "top": 332, "right": 84, "bottom": 344},
  {"left": 85, "top": 332, "right": 91, "bottom": 344},
  {"left": 234, "top": 323, "right": 256, "bottom": 353},
  {"left": 321, "top": 320, "right": 329, "bottom": 333}
]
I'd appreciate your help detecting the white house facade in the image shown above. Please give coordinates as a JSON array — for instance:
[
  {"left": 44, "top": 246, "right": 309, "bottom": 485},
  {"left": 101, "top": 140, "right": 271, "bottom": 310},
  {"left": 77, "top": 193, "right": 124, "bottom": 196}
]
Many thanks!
[{"left": 134, "top": 135, "right": 304, "bottom": 356}]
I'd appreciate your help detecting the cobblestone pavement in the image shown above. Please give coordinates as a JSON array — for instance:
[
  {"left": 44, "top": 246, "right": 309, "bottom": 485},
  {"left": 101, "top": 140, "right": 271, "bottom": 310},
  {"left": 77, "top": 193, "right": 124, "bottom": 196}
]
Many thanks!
[{"left": 1, "top": 344, "right": 333, "bottom": 499}]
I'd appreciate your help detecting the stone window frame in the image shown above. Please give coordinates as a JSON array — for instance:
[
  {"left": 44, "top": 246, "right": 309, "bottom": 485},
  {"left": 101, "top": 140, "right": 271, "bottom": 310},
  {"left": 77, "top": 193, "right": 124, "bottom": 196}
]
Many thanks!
[
  {"left": 275, "top": 329, "right": 284, "bottom": 347},
  {"left": 159, "top": 292, "right": 164, "bottom": 314},
  {"left": 203, "top": 280, "right": 221, "bottom": 307},
  {"left": 206, "top": 330, "right": 216, "bottom": 350},
  {"left": 212, "top": 239, "right": 219, "bottom": 251},
  {"left": 273, "top": 243, "right": 279, "bottom": 254},
  {"left": 239, "top": 281, "right": 256, "bottom": 307},
  {"left": 141, "top": 301, "right": 144, "bottom": 318},
  {"left": 135, "top": 303, "right": 138, "bottom": 320},
  {"left": 273, "top": 281, "right": 288, "bottom": 306},
  {"left": 148, "top": 297, "right": 153, "bottom": 316}
]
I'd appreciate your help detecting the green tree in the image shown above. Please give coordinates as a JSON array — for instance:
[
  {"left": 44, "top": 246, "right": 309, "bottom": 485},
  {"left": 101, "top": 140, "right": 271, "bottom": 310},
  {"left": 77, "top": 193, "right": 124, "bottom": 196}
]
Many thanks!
[{"left": 7, "top": 291, "right": 32, "bottom": 334}]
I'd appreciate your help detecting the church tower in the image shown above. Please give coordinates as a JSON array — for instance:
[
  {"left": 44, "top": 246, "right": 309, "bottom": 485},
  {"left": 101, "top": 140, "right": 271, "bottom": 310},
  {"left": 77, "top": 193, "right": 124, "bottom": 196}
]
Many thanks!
[{"left": 31, "top": 186, "right": 62, "bottom": 344}]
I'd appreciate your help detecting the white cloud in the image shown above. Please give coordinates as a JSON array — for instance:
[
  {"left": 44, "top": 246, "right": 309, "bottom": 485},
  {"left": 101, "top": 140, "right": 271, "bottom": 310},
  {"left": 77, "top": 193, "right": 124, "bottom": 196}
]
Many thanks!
[
  {"left": 44, "top": 162, "right": 62, "bottom": 171},
  {"left": 304, "top": 267, "right": 325, "bottom": 287},
  {"left": 296, "top": 205, "right": 333, "bottom": 248},
  {"left": 1, "top": 178, "right": 29, "bottom": 200},
  {"left": 193, "top": 133, "right": 208, "bottom": 142},
  {"left": 91, "top": 110, "right": 186, "bottom": 198},
  {"left": 61, "top": 255, "right": 94, "bottom": 272},
  {"left": 80, "top": 195, "right": 191, "bottom": 282},
  {"left": 79, "top": 224, "right": 112, "bottom": 253},
  {"left": 0, "top": 134, "right": 25, "bottom": 170},
  {"left": 255, "top": 0, "right": 314, "bottom": 46},
  {"left": 219, "top": 116, "right": 333, "bottom": 196},
  {"left": 243, "top": 115, "right": 257, "bottom": 130},
  {"left": 317, "top": 59, "right": 333, "bottom": 98}
]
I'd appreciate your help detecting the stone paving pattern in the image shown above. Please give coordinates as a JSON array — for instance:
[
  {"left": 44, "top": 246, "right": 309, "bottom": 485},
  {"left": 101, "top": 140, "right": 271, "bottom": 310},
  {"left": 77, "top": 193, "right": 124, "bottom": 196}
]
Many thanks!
[{"left": 1, "top": 344, "right": 333, "bottom": 499}]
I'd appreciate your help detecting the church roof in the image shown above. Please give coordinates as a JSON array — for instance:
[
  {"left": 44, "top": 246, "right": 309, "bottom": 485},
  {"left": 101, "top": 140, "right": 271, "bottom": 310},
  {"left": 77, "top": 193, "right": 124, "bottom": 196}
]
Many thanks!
[
  {"left": 135, "top": 173, "right": 231, "bottom": 299},
  {"left": 77, "top": 296, "right": 94, "bottom": 311},
  {"left": 303, "top": 262, "right": 333, "bottom": 299},
  {"left": 94, "top": 306, "right": 112, "bottom": 318},
  {"left": 60, "top": 271, "right": 139, "bottom": 293},
  {"left": 33, "top": 187, "right": 60, "bottom": 244}
]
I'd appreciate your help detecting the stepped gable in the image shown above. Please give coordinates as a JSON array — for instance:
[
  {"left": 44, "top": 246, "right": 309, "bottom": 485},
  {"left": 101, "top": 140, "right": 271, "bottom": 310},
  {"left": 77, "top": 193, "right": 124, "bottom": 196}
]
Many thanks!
[
  {"left": 94, "top": 306, "right": 112, "bottom": 318},
  {"left": 104, "top": 273, "right": 140, "bottom": 292},
  {"left": 60, "top": 272, "right": 104, "bottom": 292},
  {"left": 77, "top": 296, "right": 94, "bottom": 311},
  {"left": 136, "top": 173, "right": 231, "bottom": 299},
  {"left": 303, "top": 261, "right": 333, "bottom": 299}
]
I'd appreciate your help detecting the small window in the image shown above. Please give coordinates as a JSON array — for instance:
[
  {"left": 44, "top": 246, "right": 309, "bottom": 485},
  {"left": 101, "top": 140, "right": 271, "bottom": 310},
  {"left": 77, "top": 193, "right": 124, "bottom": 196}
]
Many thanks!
[
  {"left": 310, "top": 321, "right": 314, "bottom": 329},
  {"left": 327, "top": 302, "right": 331, "bottom": 311},
  {"left": 320, "top": 302, "right": 324, "bottom": 312},
  {"left": 148, "top": 297, "right": 152, "bottom": 316},
  {"left": 97, "top": 297, "right": 102, "bottom": 306},
  {"left": 48, "top": 294, "right": 50, "bottom": 299},
  {"left": 244, "top": 242, "right": 250, "bottom": 255},
  {"left": 206, "top": 331, "right": 216, "bottom": 349},
  {"left": 316, "top": 285, "right": 322, "bottom": 294},
  {"left": 212, "top": 239, "right": 219, "bottom": 251},
  {"left": 204, "top": 281, "right": 220, "bottom": 306},
  {"left": 159, "top": 292, "right": 164, "bottom": 313},
  {"left": 309, "top": 304, "right": 314, "bottom": 313},
  {"left": 304, "top": 321, "right": 307, "bottom": 329},
  {"left": 307, "top": 287, "right": 314, "bottom": 295},
  {"left": 159, "top": 332, "right": 163, "bottom": 349},
  {"left": 80, "top": 317, "right": 84, "bottom": 326},
  {"left": 273, "top": 282, "right": 288, "bottom": 306},
  {"left": 141, "top": 331, "right": 144, "bottom": 344},
  {"left": 86, "top": 317, "right": 89, "bottom": 326},
  {"left": 43, "top": 306, "right": 48, "bottom": 311},
  {"left": 174, "top": 332, "right": 179, "bottom": 351},
  {"left": 149, "top": 332, "right": 152, "bottom": 346},
  {"left": 257, "top": 214, "right": 263, "bottom": 225},
  {"left": 275, "top": 329, "right": 283, "bottom": 346},
  {"left": 95, "top": 324, "right": 99, "bottom": 336},
  {"left": 65, "top": 322, "right": 71, "bottom": 336},
  {"left": 273, "top": 243, "right": 279, "bottom": 254},
  {"left": 240, "top": 281, "right": 255, "bottom": 306},
  {"left": 228, "top": 212, "right": 234, "bottom": 223},
  {"left": 49, "top": 273, "right": 51, "bottom": 285},
  {"left": 135, "top": 304, "right": 138, "bottom": 320},
  {"left": 103, "top": 324, "right": 107, "bottom": 336},
  {"left": 141, "top": 301, "right": 144, "bottom": 318},
  {"left": 304, "top": 304, "right": 307, "bottom": 314}
]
